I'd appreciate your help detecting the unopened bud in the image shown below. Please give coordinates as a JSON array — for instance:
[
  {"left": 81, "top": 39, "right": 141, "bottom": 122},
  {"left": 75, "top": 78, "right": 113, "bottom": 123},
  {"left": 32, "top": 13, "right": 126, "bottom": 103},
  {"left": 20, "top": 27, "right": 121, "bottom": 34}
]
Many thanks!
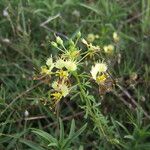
[
  {"left": 56, "top": 36, "right": 63, "bottom": 45},
  {"left": 77, "top": 31, "right": 81, "bottom": 38},
  {"left": 51, "top": 41, "right": 58, "bottom": 47},
  {"left": 24, "top": 110, "right": 29, "bottom": 117}
]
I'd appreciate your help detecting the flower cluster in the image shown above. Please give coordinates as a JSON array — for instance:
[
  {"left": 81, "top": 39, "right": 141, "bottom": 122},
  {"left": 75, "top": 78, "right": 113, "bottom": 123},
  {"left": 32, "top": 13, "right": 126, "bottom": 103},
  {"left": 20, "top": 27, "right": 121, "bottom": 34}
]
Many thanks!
[
  {"left": 40, "top": 36, "right": 81, "bottom": 107},
  {"left": 38, "top": 31, "right": 119, "bottom": 107},
  {"left": 40, "top": 56, "right": 77, "bottom": 106}
]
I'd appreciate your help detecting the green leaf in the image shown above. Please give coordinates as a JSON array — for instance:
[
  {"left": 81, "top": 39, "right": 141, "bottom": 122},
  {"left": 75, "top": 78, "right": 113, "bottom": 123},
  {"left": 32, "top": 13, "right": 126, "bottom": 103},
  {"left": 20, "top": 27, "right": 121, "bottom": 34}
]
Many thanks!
[
  {"left": 79, "top": 3, "right": 103, "bottom": 15},
  {"left": 68, "top": 119, "right": 75, "bottom": 138},
  {"left": 61, "top": 123, "right": 87, "bottom": 149},
  {"left": 20, "top": 139, "right": 45, "bottom": 150},
  {"left": 48, "top": 142, "right": 58, "bottom": 147},
  {"left": 124, "top": 135, "right": 135, "bottom": 140},
  {"left": 32, "top": 128, "right": 57, "bottom": 143}
]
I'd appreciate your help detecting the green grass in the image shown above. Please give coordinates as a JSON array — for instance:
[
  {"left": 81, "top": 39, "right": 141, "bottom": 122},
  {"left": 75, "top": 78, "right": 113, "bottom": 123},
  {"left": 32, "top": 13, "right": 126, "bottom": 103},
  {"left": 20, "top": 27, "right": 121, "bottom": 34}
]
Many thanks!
[{"left": 0, "top": 0, "right": 150, "bottom": 149}]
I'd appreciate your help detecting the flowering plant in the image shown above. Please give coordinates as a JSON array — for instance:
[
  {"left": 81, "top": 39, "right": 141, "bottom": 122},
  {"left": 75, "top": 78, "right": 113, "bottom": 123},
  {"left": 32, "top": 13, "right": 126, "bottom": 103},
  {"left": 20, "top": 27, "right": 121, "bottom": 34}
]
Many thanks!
[{"left": 35, "top": 31, "right": 120, "bottom": 143}]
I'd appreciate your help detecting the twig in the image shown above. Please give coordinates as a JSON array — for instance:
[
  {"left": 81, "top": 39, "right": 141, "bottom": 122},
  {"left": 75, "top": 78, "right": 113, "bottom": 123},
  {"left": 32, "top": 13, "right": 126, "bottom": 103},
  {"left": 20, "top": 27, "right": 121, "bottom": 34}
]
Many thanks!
[
  {"left": 116, "top": 84, "right": 150, "bottom": 119},
  {"left": 40, "top": 13, "right": 60, "bottom": 26},
  {"left": 112, "top": 90, "right": 134, "bottom": 111},
  {"left": 24, "top": 115, "right": 47, "bottom": 121},
  {"left": 40, "top": 13, "right": 68, "bottom": 40}
]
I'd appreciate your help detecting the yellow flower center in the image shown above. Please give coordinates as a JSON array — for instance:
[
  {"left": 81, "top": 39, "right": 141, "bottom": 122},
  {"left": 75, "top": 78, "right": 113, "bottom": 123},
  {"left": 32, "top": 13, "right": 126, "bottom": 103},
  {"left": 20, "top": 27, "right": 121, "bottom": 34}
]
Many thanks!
[
  {"left": 40, "top": 66, "right": 50, "bottom": 75},
  {"left": 96, "top": 74, "right": 107, "bottom": 84},
  {"left": 56, "top": 70, "right": 69, "bottom": 78},
  {"left": 51, "top": 92, "right": 62, "bottom": 101}
]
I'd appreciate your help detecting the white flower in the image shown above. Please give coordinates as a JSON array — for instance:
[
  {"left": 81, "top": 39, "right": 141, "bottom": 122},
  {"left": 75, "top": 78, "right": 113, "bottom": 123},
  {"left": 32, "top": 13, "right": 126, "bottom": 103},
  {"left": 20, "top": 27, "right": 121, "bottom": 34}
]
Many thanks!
[
  {"left": 46, "top": 56, "right": 54, "bottom": 71},
  {"left": 103, "top": 45, "right": 114, "bottom": 54},
  {"left": 91, "top": 64, "right": 100, "bottom": 80},
  {"left": 55, "top": 58, "right": 65, "bottom": 69},
  {"left": 87, "top": 33, "right": 95, "bottom": 43},
  {"left": 90, "top": 63, "right": 107, "bottom": 80},
  {"left": 65, "top": 60, "right": 77, "bottom": 72},
  {"left": 97, "top": 63, "right": 107, "bottom": 73},
  {"left": 52, "top": 81, "right": 59, "bottom": 90},
  {"left": 52, "top": 81, "right": 69, "bottom": 97},
  {"left": 60, "top": 84, "right": 69, "bottom": 97},
  {"left": 46, "top": 56, "right": 52, "bottom": 66}
]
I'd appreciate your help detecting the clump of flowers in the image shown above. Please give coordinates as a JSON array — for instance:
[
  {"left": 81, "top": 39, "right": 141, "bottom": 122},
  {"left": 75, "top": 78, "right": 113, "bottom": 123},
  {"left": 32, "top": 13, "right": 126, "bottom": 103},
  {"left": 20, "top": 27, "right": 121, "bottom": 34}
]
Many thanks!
[
  {"left": 39, "top": 36, "right": 80, "bottom": 107},
  {"left": 41, "top": 56, "right": 77, "bottom": 107},
  {"left": 37, "top": 31, "right": 119, "bottom": 107},
  {"left": 34, "top": 31, "right": 122, "bottom": 145}
]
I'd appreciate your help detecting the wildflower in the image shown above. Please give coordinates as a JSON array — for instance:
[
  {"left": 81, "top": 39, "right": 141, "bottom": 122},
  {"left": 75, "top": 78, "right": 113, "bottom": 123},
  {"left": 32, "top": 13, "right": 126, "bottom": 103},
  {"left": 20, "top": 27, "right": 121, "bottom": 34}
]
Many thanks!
[
  {"left": 65, "top": 60, "right": 77, "bottom": 72},
  {"left": 56, "top": 70, "right": 69, "bottom": 78},
  {"left": 52, "top": 81, "right": 69, "bottom": 97},
  {"left": 52, "top": 81, "right": 59, "bottom": 90},
  {"left": 55, "top": 58, "right": 66, "bottom": 69},
  {"left": 89, "top": 43, "right": 100, "bottom": 50},
  {"left": 60, "top": 84, "right": 69, "bottom": 97},
  {"left": 63, "top": 49, "right": 80, "bottom": 60},
  {"left": 46, "top": 57, "right": 53, "bottom": 66},
  {"left": 90, "top": 63, "right": 107, "bottom": 80},
  {"left": 86, "top": 43, "right": 100, "bottom": 58},
  {"left": 56, "top": 36, "right": 63, "bottom": 45},
  {"left": 51, "top": 92, "right": 62, "bottom": 102},
  {"left": 103, "top": 45, "right": 114, "bottom": 54},
  {"left": 113, "top": 32, "right": 120, "bottom": 42},
  {"left": 46, "top": 56, "right": 55, "bottom": 71},
  {"left": 87, "top": 33, "right": 95, "bottom": 43},
  {"left": 41, "top": 66, "right": 51, "bottom": 75},
  {"left": 96, "top": 74, "right": 107, "bottom": 84},
  {"left": 87, "top": 33, "right": 99, "bottom": 43}
]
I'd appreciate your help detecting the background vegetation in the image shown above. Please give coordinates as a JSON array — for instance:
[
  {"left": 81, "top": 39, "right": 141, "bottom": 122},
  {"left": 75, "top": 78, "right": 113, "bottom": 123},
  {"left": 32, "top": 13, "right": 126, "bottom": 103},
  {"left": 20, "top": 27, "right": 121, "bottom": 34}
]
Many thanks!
[{"left": 0, "top": 0, "right": 150, "bottom": 149}]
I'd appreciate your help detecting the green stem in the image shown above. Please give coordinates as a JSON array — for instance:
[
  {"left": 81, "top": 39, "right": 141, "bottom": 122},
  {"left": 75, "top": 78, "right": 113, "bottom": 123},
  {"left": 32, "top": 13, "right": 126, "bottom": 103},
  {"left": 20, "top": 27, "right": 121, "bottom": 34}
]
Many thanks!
[{"left": 73, "top": 72, "right": 107, "bottom": 137}]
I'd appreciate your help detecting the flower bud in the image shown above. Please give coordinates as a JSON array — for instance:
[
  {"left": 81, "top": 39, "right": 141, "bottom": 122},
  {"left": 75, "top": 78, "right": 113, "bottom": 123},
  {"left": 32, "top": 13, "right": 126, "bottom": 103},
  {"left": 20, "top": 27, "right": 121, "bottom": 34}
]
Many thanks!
[
  {"left": 56, "top": 36, "right": 63, "bottom": 45},
  {"left": 24, "top": 110, "right": 29, "bottom": 117},
  {"left": 51, "top": 41, "right": 58, "bottom": 47},
  {"left": 113, "top": 32, "right": 120, "bottom": 42},
  {"left": 77, "top": 31, "right": 81, "bottom": 38}
]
